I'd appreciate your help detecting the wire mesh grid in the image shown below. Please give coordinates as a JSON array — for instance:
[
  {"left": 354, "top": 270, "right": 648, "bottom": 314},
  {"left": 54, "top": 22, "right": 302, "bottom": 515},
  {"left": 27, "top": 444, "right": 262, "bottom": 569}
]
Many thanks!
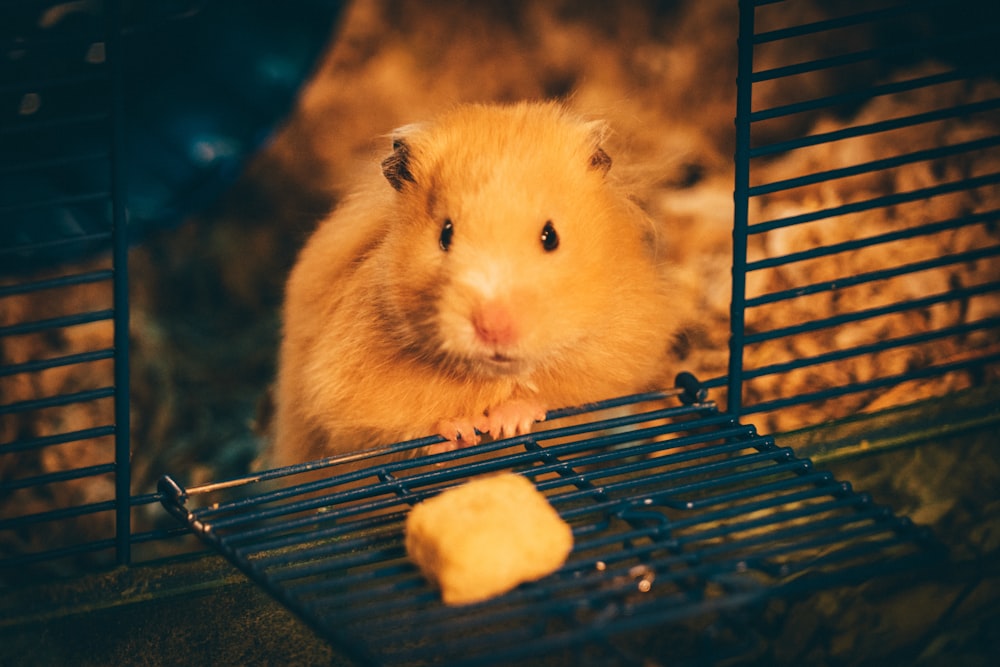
[
  {"left": 726, "top": 0, "right": 1000, "bottom": 430},
  {"left": 158, "top": 385, "right": 940, "bottom": 666}
]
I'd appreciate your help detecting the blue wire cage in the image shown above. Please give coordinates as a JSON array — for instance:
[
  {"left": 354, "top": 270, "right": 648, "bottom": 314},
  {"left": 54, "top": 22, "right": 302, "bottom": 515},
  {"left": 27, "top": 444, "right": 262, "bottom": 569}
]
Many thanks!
[{"left": 2, "top": 0, "right": 998, "bottom": 664}]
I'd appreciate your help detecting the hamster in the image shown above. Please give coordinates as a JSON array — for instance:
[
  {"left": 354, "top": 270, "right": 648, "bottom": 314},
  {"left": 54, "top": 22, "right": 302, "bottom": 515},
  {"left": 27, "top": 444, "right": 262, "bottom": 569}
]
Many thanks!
[{"left": 264, "top": 101, "right": 685, "bottom": 469}]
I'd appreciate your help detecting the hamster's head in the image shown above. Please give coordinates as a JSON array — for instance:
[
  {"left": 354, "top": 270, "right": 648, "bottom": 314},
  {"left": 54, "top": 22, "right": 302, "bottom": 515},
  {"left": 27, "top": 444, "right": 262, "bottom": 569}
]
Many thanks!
[{"left": 374, "top": 102, "right": 664, "bottom": 380}]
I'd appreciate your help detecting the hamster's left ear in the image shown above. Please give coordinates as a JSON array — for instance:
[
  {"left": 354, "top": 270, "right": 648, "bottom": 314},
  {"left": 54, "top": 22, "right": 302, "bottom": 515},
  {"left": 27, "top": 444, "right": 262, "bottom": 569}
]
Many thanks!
[
  {"left": 584, "top": 119, "right": 612, "bottom": 176},
  {"left": 381, "top": 137, "right": 415, "bottom": 191}
]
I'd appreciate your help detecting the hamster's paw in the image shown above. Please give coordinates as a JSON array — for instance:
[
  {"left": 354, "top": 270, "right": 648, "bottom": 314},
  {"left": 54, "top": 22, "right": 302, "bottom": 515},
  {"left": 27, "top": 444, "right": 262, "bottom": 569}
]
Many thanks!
[
  {"left": 430, "top": 418, "right": 481, "bottom": 454},
  {"left": 476, "top": 399, "right": 547, "bottom": 440}
]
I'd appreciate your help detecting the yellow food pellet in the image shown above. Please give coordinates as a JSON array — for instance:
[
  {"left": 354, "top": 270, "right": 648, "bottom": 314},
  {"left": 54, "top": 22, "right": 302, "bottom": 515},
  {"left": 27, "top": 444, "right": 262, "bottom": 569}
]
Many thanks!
[{"left": 405, "top": 473, "right": 574, "bottom": 606}]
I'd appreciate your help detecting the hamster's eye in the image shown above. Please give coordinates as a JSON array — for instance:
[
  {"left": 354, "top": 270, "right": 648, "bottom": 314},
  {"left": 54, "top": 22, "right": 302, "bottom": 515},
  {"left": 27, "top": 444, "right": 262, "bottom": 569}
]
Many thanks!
[
  {"left": 540, "top": 221, "right": 559, "bottom": 252},
  {"left": 439, "top": 218, "right": 454, "bottom": 251}
]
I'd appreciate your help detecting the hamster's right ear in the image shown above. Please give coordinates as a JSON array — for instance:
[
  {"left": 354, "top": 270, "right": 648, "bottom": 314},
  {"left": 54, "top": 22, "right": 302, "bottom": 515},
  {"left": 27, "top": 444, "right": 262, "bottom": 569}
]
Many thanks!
[
  {"left": 381, "top": 137, "right": 415, "bottom": 191},
  {"left": 582, "top": 119, "right": 612, "bottom": 176},
  {"left": 589, "top": 147, "right": 612, "bottom": 175}
]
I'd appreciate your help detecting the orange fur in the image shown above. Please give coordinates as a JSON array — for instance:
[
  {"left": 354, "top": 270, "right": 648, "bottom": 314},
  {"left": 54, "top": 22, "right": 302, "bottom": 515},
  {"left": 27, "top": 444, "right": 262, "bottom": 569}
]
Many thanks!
[{"left": 265, "top": 102, "right": 685, "bottom": 468}]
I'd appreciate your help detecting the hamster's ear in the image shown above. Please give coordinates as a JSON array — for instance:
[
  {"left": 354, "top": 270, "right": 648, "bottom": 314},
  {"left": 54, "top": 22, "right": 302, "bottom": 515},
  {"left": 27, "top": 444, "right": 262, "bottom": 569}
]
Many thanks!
[
  {"left": 583, "top": 119, "right": 612, "bottom": 176},
  {"left": 589, "top": 146, "right": 612, "bottom": 175},
  {"left": 381, "top": 137, "right": 415, "bottom": 191}
]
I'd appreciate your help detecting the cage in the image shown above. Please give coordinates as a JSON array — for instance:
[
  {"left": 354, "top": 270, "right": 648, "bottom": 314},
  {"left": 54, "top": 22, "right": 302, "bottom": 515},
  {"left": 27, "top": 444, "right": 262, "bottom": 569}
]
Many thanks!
[{"left": 2, "top": 0, "right": 998, "bottom": 665}]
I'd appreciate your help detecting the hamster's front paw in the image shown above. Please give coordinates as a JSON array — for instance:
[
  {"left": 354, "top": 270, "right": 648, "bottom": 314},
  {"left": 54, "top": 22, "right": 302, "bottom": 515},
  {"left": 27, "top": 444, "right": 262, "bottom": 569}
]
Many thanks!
[
  {"left": 429, "top": 417, "right": 481, "bottom": 454},
  {"left": 476, "top": 399, "right": 547, "bottom": 440}
]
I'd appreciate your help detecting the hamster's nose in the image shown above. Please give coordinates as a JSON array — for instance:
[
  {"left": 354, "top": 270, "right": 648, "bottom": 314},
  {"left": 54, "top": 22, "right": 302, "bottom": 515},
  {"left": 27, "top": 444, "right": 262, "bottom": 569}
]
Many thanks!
[{"left": 471, "top": 301, "right": 519, "bottom": 347}]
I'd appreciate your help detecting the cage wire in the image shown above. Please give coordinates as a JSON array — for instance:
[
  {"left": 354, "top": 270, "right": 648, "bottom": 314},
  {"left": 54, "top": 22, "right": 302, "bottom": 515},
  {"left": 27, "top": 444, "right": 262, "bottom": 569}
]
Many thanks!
[
  {"left": 724, "top": 0, "right": 1000, "bottom": 434},
  {"left": 1, "top": 0, "right": 998, "bottom": 664},
  {"left": 1, "top": 0, "right": 342, "bottom": 576},
  {"left": 0, "top": 0, "right": 133, "bottom": 574}
]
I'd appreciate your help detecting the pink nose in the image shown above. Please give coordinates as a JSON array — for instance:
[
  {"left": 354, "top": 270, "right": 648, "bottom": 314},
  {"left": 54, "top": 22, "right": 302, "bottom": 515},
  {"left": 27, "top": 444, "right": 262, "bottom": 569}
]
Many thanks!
[{"left": 471, "top": 301, "right": 519, "bottom": 347}]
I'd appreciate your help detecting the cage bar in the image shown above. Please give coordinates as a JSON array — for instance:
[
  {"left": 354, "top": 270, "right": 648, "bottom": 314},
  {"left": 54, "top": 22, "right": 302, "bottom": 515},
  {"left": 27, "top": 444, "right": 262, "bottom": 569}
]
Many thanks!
[{"left": 106, "top": 0, "right": 132, "bottom": 568}]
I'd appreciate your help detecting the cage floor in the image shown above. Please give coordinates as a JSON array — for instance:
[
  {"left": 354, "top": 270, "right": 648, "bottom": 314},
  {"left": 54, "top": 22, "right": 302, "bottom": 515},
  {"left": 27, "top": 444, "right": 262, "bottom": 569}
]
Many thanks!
[{"left": 159, "top": 389, "right": 941, "bottom": 666}]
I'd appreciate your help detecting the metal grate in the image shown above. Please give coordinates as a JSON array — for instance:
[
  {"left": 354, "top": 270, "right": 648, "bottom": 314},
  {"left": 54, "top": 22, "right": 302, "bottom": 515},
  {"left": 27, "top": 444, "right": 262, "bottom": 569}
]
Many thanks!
[
  {"left": 158, "top": 384, "right": 939, "bottom": 666},
  {"left": 724, "top": 0, "right": 1000, "bottom": 431}
]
